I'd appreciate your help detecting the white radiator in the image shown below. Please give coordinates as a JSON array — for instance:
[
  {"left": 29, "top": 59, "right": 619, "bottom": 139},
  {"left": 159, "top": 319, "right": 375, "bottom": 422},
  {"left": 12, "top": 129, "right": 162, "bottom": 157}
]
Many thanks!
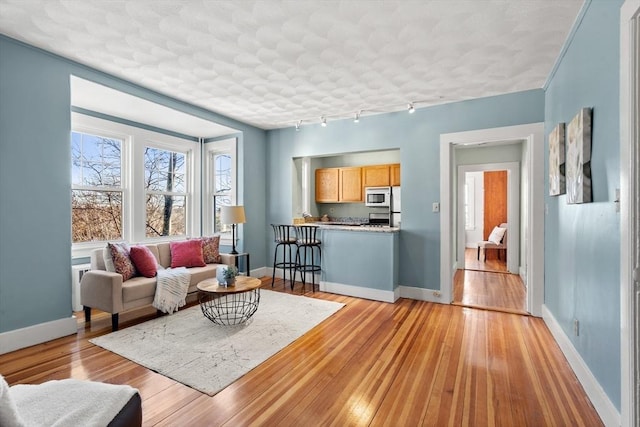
[{"left": 71, "top": 264, "right": 91, "bottom": 312}]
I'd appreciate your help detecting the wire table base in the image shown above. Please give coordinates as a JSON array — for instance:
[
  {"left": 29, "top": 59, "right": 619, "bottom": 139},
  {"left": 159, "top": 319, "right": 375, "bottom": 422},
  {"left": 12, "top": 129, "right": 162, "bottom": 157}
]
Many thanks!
[{"left": 199, "top": 288, "right": 260, "bottom": 325}]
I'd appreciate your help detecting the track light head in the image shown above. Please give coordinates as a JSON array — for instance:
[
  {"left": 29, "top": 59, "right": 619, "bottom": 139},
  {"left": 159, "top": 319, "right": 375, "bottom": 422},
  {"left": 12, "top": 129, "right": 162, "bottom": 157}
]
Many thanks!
[
  {"left": 295, "top": 120, "right": 301, "bottom": 131},
  {"left": 354, "top": 111, "right": 360, "bottom": 123},
  {"left": 321, "top": 116, "right": 327, "bottom": 127},
  {"left": 408, "top": 103, "right": 415, "bottom": 114}
]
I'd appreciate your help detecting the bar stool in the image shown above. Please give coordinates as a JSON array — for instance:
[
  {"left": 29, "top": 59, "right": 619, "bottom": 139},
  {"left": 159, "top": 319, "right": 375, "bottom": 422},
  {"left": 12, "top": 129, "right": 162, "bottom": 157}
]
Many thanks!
[
  {"left": 271, "top": 224, "right": 297, "bottom": 289},
  {"left": 294, "top": 225, "right": 322, "bottom": 293}
]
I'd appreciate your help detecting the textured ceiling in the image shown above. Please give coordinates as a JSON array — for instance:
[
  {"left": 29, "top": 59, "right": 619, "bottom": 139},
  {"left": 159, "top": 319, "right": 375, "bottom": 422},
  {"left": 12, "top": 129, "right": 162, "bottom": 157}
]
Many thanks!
[{"left": 0, "top": 0, "right": 583, "bottom": 130}]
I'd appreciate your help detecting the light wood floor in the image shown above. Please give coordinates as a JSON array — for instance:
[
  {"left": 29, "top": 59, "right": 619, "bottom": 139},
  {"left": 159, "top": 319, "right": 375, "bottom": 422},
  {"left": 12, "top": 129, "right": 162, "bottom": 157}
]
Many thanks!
[
  {"left": 464, "top": 247, "right": 508, "bottom": 273},
  {"left": 453, "top": 248, "right": 526, "bottom": 315},
  {"left": 0, "top": 277, "right": 601, "bottom": 426}
]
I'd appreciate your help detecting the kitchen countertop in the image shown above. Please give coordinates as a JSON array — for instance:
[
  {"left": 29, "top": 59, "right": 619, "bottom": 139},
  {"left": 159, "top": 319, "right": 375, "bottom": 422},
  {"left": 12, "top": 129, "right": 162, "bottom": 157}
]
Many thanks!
[{"left": 314, "top": 223, "right": 400, "bottom": 233}]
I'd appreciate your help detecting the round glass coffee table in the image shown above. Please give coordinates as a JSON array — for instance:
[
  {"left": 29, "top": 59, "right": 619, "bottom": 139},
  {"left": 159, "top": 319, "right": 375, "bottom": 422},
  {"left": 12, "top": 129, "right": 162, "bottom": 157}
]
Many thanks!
[{"left": 197, "top": 276, "right": 262, "bottom": 325}]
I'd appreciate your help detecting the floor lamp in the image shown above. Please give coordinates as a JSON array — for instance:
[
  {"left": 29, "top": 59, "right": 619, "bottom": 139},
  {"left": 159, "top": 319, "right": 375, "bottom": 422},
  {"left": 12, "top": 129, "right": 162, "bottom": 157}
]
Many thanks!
[{"left": 221, "top": 205, "right": 246, "bottom": 255}]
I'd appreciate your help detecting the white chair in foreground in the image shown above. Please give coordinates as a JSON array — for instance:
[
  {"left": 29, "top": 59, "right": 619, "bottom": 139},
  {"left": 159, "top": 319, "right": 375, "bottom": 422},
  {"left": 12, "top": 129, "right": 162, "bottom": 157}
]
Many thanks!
[{"left": 477, "top": 223, "right": 507, "bottom": 262}]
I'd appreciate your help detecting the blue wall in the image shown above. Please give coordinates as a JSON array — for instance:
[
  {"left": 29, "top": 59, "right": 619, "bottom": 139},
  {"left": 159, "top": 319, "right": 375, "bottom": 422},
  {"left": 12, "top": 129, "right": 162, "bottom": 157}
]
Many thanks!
[
  {"left": 544, "top": 0, "right": 622, "bottom": 409},
  {"left": 266, "top": 90, "right": 544, "bottom": 289},
  {"left": 0, "top": 36, "right": 267, "bottom": 334}
]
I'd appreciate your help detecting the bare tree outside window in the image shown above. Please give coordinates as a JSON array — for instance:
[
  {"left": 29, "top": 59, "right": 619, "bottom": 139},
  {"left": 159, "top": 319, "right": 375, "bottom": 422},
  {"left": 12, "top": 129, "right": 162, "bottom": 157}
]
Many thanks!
[
  {"left": 145, "top": 147, "right": 187, "bottom": 237},
  {"left": 71, "top": 132, "right": 123, "bottom": 242},
  {"left": 213, "top": 153, "right": 232, "bottom": 233}
]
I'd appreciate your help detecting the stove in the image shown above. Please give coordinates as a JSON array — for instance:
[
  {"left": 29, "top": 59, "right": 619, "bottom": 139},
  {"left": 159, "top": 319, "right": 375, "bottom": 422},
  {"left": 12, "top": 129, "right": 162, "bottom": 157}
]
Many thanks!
[{"left": 368, "top": 212, "right": 390, "bottom": 227}]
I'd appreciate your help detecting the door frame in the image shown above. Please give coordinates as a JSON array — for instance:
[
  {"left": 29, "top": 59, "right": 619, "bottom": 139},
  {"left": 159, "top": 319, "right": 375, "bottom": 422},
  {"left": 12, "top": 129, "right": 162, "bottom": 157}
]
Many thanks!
[
  {"left": 620, "top": 1, "right": 639, "bottom": 425},
  {"left": 440, "top": 123, "right": 544, "bottom": 316},
  {"left": 457, "top": 162, "right": 520, "bottom": 275}
]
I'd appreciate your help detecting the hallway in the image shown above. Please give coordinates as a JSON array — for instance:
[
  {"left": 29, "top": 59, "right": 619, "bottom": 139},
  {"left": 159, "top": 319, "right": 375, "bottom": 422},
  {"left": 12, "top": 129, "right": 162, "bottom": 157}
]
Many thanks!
[{"left": 453, "top": 248, "right": 527, "bottom": 315}]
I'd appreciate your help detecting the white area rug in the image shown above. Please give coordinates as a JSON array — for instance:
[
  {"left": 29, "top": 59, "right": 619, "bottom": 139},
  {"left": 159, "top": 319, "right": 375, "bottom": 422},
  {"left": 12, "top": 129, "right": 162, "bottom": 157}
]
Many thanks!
[{"left": 90, "top": 290, "right": 344, "bottom": 396}]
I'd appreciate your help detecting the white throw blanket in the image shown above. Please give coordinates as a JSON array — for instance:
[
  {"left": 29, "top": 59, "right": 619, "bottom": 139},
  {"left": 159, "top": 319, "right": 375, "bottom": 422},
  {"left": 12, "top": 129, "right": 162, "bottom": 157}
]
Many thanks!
[
  {"left": 5, "top": 377, "right": 137, "bottom": 427},
  {"left": 153, "top": 267, "right": 191, "bottom": 314}
]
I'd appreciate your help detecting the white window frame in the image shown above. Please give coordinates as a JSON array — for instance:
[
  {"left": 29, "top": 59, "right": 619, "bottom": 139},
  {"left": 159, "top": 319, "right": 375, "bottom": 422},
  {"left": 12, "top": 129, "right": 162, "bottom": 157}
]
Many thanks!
[
  {"left": 71, "top": 112, "right": 201, "bottom": 258},
  {"left": 203, "top": 138, "right": 237, "bottom": 246}
]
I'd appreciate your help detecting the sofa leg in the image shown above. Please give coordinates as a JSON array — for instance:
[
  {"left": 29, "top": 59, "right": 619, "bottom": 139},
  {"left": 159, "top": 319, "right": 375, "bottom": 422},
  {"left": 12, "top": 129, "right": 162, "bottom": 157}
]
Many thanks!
[
  {"left": 112, "top": 313, "right": 119, "bottom": 332},
  {"left": 83, "top": 306, "right": 91, "bottom": 323}
]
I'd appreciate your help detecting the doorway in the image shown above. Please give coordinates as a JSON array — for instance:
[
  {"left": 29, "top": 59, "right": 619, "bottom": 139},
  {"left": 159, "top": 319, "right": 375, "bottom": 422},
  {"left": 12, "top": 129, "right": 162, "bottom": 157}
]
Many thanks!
[
  {"left": 439, "top": 123, "right": 545, "bottom": 316},
  {"left": 453, "top": 162, "right": 526, "bottom": 314}
]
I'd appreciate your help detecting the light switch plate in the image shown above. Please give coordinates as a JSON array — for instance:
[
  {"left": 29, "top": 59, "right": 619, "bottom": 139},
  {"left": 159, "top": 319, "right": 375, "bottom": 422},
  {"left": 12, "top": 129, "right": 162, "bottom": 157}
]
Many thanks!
[{"left": 432, "top": 202, "right": 440, "bottom": 213}]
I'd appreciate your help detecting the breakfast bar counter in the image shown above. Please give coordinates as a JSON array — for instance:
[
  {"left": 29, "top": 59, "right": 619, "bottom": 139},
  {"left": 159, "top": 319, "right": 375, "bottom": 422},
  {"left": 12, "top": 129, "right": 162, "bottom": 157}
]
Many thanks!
[{"left": 318, "top": 225, "right": 399, "bottom": 303}]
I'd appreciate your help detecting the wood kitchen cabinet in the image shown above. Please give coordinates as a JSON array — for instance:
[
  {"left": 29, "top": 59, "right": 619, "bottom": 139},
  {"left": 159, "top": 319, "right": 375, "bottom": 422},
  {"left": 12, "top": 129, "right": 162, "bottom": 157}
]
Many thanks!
[
  {"left": 315, "top": 168, "right": 339, "bottom": 202},
  {"left": 339, "top": 167, "right": 363, "bottom": 202},
  {"left": 315, "top": 167, "right": 362, "bottom": 203},
  {"left": 390, "top": 163, "right": 401, "bottom": 186},
  {"left": 362, "top": 163, "right": 401, "bottom": 187},
  {"left": 362, "top": 165, "right": 390, "bottom": 187}
]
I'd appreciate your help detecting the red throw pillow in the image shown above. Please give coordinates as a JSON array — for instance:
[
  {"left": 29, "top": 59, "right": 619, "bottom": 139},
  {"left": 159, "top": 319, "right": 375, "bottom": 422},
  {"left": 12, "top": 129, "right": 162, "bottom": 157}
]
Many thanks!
[
  {"left": 170, "top": 240, "right": 206, "bottom": 268},
  {"left": 202, "top": 235, "right": 221, "bottom": 264},
  {"left": 129, "top": 245, "right": 158, "bottom": 278}
]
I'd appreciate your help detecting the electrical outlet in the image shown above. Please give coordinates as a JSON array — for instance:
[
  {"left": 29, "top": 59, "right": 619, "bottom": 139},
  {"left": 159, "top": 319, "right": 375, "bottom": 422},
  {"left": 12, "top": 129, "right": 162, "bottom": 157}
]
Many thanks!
[
  {"left": 573, "top": 318, "right": 580, "bottom": 336},
  {"left": 432, "top": 202, "right": 440, "bottom": 213}
]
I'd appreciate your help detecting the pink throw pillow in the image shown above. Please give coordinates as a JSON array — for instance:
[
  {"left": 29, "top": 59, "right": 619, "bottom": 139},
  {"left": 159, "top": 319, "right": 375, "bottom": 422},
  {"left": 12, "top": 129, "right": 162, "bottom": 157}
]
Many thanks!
[
  {"left": 129, "top": 245, "right": 158, "bottom": 278},
  {"left": 108, "top": 243, "right": 137, "bottom": 281},
  {"left": 202, "top": 235, "right": 221, "bottom": 264},
  {"left": 170, "top": 240, "right": 206, "bottom": 268}
]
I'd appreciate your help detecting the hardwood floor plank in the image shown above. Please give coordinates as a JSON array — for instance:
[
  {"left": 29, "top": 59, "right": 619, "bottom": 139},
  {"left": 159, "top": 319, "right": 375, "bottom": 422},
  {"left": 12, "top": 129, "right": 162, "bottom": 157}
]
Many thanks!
[{"left": 0, "top": 277, "right": 602, "bottom": 426}]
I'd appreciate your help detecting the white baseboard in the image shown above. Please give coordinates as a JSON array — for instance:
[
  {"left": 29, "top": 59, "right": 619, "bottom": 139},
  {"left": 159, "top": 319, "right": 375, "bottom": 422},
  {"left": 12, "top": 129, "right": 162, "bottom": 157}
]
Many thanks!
[
  {"left": 399, "top": 285, "right": 445, "bottom": 303},
  {"left": 319, "top": 281, "right": 398, "bottom": 303},
  {"left": 0, "top": 316, "right": 77, "bottom": 355},
  {"left": 249, "top": 266, "right": 268, "bottom": 278},
  {"left": 541, "top": 305, "right": 620, "bottom": 427}
]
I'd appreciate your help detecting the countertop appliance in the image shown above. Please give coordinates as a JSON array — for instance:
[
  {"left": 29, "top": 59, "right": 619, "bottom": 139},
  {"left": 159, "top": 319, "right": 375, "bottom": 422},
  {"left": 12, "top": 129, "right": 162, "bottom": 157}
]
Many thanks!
[
  {"left": 391, "top": 186, "right": 401, "bottom": 227},
  {"left": 365, "top": 186, "right": 391, "bottom": 207}
]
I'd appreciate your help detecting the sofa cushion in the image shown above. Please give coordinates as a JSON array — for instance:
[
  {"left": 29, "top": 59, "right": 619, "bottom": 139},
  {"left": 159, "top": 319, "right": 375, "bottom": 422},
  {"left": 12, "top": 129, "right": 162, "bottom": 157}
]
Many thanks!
[
  {"left": 170, "top": 240, "right": 206, "bottom": 268},
  {"left": 122, "top": 276, "right": 158, "bottom": 303},
  {"left": 108, "top": 243, "right": 137, "bottom": 281},
  {"left": 129, "top": 246, "right": 158, "bottom": 278},
  {"left": 186, "top": 264, "right": 220, "bottom": 289},
  {"left": 201, "top": 235, "right": 221, "bottom": 264}
]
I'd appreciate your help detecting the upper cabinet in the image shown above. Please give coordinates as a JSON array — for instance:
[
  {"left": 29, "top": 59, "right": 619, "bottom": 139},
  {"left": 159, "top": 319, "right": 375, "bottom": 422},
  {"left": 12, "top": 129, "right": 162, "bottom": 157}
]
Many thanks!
[
  {"left": 390, "top": 163, "right": 401, "bottom": 186},
  {"left": 315, "top": 167, "right": 362, "bottom": 203},
  {"left": 339, "top": 167, "right": 363, "bottom": 202},
  {"left": 362, "top": 165, "right": 390, "bottom": 187},
  {"left": 315, "top": 163, "right": 399, "bottom": 203},
  {"left": 315, "top": 168, "right": 340, "bottom": 202},
  {"left": 362, "top": 163, "right": 401, "bottom": 187}
]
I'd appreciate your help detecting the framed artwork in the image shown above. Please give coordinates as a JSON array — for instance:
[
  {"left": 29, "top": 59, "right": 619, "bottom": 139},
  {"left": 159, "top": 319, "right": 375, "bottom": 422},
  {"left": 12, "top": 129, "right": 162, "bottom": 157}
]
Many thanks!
[
  {"left": 566, "top": 107, "right": 592, "bottom": 204},
  {"left": 549, "top": 123, "right": 565, "bottom": 196}
]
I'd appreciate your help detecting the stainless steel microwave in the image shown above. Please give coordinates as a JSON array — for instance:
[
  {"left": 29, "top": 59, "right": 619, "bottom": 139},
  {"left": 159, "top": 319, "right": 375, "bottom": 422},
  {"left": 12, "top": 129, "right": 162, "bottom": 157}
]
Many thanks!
[{"left": 365, "top": 186, "right": 391, "bottom": 207}]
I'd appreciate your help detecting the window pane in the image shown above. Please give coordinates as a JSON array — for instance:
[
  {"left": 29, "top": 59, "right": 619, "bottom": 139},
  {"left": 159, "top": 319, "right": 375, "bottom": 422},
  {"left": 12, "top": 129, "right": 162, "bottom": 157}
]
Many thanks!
[
  {"left": 213, "top": 153, "right": 231, "bottom": 194},
  {"left": 213, "top": 194, "right": 232, "bottom": 233},
  {"left": 146, "top": 194, "right": 186, "bottom": 237},
  {"left": 145, "top": 147, "right": 186, "bottom": 193},
  {"left": 72, "top": 190, "right": 122, "bottom": 242},
  {"left": 71, "top": 132, "right": 121, "bottom": 187}
]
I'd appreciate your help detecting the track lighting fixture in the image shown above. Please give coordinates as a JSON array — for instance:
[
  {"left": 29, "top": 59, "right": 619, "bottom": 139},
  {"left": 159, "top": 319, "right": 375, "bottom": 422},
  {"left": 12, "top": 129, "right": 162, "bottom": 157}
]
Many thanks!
[{"left": 290, "top": 100, "right": 429, "bottom": 129}]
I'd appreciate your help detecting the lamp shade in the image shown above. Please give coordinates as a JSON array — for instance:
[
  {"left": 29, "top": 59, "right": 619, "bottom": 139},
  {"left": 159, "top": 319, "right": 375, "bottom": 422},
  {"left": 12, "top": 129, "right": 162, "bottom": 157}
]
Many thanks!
[{"left": 220, "top": 205, "right": 246, "bottom": 225}]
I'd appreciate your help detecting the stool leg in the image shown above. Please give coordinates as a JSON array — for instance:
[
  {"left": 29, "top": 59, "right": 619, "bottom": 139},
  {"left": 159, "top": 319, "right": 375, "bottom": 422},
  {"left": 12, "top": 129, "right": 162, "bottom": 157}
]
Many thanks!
[
  {"left": 271, "top": 243, "right": 278, "bottom": 287},
  {"left": 477, "top": 246, "right": 480, "bottom": 260}
]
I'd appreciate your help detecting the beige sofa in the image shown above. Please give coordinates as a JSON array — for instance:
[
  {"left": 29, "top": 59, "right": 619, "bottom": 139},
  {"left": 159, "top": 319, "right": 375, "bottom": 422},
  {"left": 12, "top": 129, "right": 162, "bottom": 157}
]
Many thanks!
[{"left": 81, "top": 242, "right": 234, "bottom": 331}]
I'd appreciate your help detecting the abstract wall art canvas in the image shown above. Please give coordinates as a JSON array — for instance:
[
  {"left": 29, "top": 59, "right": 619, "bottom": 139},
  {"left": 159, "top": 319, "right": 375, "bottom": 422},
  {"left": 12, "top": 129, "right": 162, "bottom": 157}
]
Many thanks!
[
  {"left": 566, "top": 107, "right": 592, "bottom": 204},
  {"left": 549, "top": 123, "right": 565, "bottom": 196}
]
